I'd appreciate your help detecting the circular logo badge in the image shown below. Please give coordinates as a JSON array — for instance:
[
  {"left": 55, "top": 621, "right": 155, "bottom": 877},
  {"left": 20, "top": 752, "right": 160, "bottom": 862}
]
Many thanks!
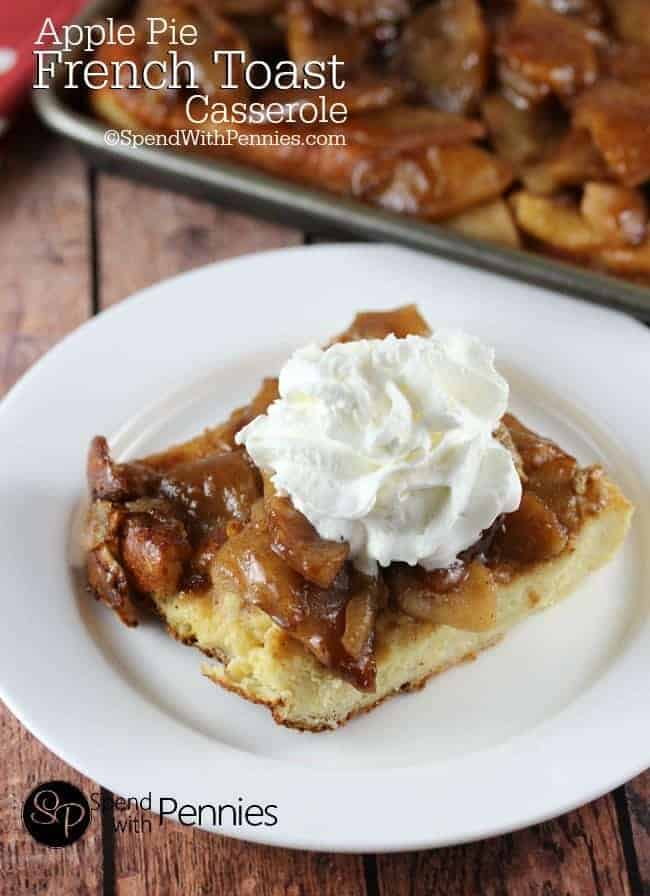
[{"left": 23, "top": 781, "right": 91, "bottom": 848}]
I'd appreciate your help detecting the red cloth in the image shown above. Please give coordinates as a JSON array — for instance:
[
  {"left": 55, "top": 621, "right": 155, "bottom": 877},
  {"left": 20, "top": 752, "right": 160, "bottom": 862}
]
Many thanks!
[{"left": 0, "top": 0, "right": 87, "bottom": 128}]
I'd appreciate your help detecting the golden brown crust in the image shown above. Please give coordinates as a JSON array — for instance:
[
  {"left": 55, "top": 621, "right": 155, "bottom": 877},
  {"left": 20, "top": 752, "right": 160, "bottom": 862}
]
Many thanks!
[{"left": 203, "top": 633, "right": 503, "bottom": 732}]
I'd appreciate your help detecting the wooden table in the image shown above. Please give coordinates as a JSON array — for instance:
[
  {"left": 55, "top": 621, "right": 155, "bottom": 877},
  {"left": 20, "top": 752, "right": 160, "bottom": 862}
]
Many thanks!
[{"left": 1, "top": 113, "right": 648, "bottom": 896}]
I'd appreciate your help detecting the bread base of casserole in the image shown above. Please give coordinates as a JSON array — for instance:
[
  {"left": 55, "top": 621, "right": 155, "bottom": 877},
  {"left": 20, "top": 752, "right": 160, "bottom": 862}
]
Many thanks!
[{"left": 149, "top": 480, "right": 631, "bottom": 731}]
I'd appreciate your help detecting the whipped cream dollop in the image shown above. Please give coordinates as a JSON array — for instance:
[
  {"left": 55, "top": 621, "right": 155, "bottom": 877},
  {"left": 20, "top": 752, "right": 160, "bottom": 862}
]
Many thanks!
[{"left": 237, "top": 331, "right": 522, "bottom": 574}]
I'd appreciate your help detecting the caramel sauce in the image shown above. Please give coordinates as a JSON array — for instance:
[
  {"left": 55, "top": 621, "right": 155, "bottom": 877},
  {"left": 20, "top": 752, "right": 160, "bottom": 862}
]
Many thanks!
[
  {"left": 214, "top": 511, "right": 386, "bottom": 690},
  {"left": 159, "top": 450, "right": 260, "bottom": 544},
  {"left": 333, "top": 304, "right": 431, "bottom": 343},
  {"left": 486, "top": 413, "right": 605, "bottom": 578},
  {"left": 264, "top": 481, "right": 349, "bottom": 589}
]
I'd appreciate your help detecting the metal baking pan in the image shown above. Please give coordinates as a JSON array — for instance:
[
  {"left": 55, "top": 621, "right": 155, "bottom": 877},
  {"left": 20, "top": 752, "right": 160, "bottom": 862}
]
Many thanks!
[{"left": 34, "top": 0, "right": 650, "bottom": 321}]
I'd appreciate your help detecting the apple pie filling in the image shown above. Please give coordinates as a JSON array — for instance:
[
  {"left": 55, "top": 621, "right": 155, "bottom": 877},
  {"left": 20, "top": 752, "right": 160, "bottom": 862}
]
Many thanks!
[{"left": 85, "top": 307, "right": 605, "bottom": 691}]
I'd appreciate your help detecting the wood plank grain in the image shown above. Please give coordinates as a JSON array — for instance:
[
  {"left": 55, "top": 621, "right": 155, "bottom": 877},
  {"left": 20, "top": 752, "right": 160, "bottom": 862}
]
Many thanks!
[
  {"left": 95, "top": 174, "right": 303, "bottom": 308},
  {"left": 626, "top": 771, "right": 650, "bottom": 894},
  {"left": 0, "top": 121, "right": 90, "bottom": 392},
  {"left": 94, "top": 172, "right": 366, "bottom": 896},
  {"left": 376, "top": 796, "right": 632, "bottom": 896},
  {"left": 0, "top": 116, "right": 102, "bottom": 895},
  {"left": 113, "top": 820, "right": 367, "bottom": 896}
]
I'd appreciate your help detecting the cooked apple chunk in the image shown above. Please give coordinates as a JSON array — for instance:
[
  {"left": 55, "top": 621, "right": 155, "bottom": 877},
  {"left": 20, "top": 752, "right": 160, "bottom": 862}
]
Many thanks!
[
  {"left": 522, "top": 129, "right": 609, "bottom": 195},
  {"left": 334, "top": 304, "right": 431, "bottom": 342},
  {"left": 336, "top": 106, "right": 485, "bottom": 152},
  {"left": 265, "top": 491, "right": 350, "bottom": 589},
  {"left": 510, "top": 191, "right": 605, "bottom": 254},
  {"left": 496, "top": 5, "right": 599, "bottom": 103},
  {"left": 395, "top": 0, "right": 489, "bottom": 114},
  {"left": 603, "top": 0, "right": 650, "bottom": 48},
  {"left": 286, "top": 0, "right": 371, "bottom": 73},
  {"left": 311, "top": 0, "right": 410, "bottom": 26},
  {"left": 482, "top": 92, "right": 564, "bottom": 171},
  {"left": 445, "top": 199, "right": 522, "bottom": 248},
  {"left": 388, "top": 561, "right": 497, "bottom": 632},
  {"left": 574, "top": 81, "right": 650, "bottom": 187},
  {"left": 373, "top": 144, "right": 513, "bottom": 220},
  {"left": 599, "top": 240, "right": 650, "bottom": 276},
  {"left": 581, "top": 183, "right": 648, "bottom": 247}
]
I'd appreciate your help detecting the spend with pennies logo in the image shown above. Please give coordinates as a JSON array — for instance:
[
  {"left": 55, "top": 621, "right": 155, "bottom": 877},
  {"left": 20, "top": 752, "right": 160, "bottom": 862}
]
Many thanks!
[{"left": 22, "top": 780, "right": 91, "bottom": 847}]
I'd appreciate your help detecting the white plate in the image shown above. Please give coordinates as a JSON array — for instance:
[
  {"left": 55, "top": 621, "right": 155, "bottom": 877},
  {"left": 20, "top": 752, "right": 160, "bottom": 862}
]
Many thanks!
[{"left": 1, "top": 244, "right": 648, "bottom": 853}]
